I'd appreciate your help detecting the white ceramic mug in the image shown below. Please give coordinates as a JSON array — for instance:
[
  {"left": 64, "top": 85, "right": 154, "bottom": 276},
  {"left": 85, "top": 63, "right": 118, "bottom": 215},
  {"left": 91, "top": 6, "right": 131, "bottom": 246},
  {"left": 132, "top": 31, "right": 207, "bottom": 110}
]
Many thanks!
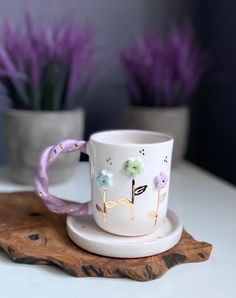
[{"left": 35, "top": 130, "right": 173, "bottom": 236}]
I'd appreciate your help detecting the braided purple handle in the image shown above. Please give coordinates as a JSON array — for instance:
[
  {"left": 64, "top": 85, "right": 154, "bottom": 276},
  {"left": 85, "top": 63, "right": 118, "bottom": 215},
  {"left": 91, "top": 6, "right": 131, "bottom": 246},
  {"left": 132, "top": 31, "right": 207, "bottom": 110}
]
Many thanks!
[{"left": 35, "top": 139, "right": 91, "bottom": 216}]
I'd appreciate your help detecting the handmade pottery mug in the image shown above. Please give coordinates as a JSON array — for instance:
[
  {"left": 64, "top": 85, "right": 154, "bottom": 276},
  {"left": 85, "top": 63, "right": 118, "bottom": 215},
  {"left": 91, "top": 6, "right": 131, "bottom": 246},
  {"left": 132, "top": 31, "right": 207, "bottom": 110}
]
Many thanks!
[{"left": 35, "top": 130, "right": 173, "bottom": 236}]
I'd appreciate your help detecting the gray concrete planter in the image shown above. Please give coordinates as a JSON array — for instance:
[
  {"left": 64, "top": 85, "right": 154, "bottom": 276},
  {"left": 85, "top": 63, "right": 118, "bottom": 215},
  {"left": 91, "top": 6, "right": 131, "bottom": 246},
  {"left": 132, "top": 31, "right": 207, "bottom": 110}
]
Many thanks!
[
  {"left": 124, "top": 106, "right": 190, "bottom": 166},
  {"left": 4, "top": 109, "right": 85, "bottom": 184}
]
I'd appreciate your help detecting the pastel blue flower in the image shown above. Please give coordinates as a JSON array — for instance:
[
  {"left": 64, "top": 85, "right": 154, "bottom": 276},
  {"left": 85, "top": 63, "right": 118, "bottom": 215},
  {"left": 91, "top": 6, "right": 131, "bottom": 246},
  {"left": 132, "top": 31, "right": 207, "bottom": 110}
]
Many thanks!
[{"left": 96, "top": 169, "right": 113, "bottom": 190}]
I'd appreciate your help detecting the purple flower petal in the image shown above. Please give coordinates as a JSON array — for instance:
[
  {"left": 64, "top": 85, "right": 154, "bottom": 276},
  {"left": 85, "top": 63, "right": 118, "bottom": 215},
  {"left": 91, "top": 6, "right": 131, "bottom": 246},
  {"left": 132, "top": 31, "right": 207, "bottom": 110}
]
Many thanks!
[{"left": 155, "top": 172, "right": 168, "bottom": 189}]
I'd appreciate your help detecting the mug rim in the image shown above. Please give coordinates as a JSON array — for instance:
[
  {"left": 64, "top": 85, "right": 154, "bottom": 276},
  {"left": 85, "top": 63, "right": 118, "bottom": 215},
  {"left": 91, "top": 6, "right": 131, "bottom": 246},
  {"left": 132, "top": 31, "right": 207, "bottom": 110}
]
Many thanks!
[{"left": 89, "top": 129, "right": 173, "bottom": 146}]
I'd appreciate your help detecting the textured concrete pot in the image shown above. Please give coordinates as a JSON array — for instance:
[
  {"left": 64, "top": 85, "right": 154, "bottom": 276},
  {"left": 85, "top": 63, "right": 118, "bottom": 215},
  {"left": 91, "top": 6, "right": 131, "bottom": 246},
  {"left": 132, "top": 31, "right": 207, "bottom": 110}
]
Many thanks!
[
  {"left": 4, "top": 109, "right": 85, "bottom": 184},
  {"left": 124, "top": 106, "right": 189, "bottom": 166}
]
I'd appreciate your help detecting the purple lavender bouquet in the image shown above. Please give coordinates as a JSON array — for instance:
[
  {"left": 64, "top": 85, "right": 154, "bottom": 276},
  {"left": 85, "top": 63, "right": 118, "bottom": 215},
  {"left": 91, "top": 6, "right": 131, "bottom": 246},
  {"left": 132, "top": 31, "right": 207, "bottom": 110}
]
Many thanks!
[
  {"left": 0, "top": 14, "right": 96, "bottom": 110},
  {"left": 120, "top": 26, "right": 207, "bottom": 107}
]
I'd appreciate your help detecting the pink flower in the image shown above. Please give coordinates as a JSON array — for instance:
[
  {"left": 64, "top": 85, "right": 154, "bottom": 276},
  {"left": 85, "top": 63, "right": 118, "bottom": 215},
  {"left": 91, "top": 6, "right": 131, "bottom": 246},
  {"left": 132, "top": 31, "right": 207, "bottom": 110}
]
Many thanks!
[{"left": 155, "top": 172, "right": 168, "bottom": 189}]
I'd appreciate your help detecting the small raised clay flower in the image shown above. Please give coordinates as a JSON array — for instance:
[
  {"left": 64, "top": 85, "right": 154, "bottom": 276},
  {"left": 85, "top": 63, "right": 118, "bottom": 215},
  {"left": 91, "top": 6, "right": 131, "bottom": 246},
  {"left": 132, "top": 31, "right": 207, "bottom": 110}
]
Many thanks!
[
  {"left": 155, "top": 172, "right": 168, "bottom": 189},
  {"left": 96, "top": 170, "right": 113, "bottom": 190},
  {"left": 124, "top": 158, "right": 144, "bottom": 177}
]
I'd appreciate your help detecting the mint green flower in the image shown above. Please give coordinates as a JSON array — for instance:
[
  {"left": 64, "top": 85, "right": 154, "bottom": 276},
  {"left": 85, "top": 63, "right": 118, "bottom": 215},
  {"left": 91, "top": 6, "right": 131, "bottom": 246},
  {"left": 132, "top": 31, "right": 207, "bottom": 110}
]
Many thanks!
[{"left": 124, "top": 158, "right": 144, "bottom": 177}]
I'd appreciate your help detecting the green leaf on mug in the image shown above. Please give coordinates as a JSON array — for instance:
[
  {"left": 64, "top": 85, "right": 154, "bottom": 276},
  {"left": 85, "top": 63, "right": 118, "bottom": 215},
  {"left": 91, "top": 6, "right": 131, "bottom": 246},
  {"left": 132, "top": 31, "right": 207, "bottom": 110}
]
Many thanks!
[{"left": 134, "top": 185, "right": 147, "bottom": 196}]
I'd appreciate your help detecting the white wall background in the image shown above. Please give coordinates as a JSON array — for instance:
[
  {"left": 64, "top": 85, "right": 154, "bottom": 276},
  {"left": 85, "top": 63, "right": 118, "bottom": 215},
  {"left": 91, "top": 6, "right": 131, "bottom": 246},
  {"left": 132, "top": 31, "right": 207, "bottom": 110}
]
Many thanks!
[{"left": 0, "top": 0, "right": 192, "bottom": 163}]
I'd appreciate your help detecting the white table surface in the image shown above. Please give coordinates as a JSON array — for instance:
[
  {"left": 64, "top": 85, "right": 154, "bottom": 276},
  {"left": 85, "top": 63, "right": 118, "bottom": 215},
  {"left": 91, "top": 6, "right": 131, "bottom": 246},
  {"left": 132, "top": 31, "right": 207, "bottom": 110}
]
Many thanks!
[{"left": 0, "top": 161, "right": 235, "bottom": 298}]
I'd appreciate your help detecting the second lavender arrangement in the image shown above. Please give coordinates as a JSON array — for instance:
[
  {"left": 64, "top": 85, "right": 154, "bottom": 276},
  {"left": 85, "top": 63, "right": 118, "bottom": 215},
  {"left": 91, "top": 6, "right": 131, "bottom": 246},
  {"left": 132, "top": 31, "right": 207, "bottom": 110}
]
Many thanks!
[{"left": 120, "top": 26, "right": 207, "bottom": 107}]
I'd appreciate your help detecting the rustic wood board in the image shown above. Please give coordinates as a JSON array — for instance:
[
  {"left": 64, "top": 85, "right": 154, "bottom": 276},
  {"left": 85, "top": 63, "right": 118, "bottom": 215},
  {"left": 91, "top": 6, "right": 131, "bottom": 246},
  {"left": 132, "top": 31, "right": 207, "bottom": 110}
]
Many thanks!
[{"left": 0, "top": 192, "right": 212, "bottom": 281}]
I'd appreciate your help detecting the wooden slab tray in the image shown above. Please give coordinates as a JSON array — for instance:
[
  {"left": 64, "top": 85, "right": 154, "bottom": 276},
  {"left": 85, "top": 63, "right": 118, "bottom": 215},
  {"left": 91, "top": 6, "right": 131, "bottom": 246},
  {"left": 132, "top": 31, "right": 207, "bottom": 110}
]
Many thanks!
[{"left": 0, "top": 192, "right": 212, "bottom": 281}]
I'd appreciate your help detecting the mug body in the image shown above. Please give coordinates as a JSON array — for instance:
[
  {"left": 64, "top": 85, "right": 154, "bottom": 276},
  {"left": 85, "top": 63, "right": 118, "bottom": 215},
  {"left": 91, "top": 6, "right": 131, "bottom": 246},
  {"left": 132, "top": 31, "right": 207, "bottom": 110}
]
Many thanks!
[{"left": 87, "top": 130, "right": 173, "bottom": 236}]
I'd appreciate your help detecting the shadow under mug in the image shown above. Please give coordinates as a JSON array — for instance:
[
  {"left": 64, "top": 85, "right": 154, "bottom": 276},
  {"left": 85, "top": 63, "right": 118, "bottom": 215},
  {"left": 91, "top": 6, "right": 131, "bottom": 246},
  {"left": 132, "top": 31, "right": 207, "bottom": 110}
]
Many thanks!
[{"left": 35, "top": 130, "right": 173, "bottom": 236}]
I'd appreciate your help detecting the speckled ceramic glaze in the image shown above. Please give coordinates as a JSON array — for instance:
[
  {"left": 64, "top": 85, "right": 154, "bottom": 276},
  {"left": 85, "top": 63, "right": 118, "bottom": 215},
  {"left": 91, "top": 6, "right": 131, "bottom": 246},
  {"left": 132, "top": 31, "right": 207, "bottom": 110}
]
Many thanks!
[
  {"left": 35, "top": 130, "right": 173, "bottom": 236},
  {"left": 67, "top": 209, "right": 182, "bottom": 258}
]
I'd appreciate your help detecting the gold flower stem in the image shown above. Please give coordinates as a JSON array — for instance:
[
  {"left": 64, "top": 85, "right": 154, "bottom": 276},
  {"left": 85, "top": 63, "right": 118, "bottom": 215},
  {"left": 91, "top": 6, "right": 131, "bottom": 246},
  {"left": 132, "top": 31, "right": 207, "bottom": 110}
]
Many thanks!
[
  {"left": 131, "top": 204, "right": 135, "bottom": 221},
  {"left": 103, "top": 190, "right": 107, "bottom": 223},
  {"left": 154, "top": 190, "right": 160, "bottom": 226}
]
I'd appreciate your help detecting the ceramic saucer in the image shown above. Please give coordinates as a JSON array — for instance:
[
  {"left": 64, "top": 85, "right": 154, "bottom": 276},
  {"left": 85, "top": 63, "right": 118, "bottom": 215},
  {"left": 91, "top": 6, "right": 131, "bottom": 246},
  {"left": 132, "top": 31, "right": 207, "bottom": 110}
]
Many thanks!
[{"left": 67, "top": 209, "right": 182, "bottom": 258}]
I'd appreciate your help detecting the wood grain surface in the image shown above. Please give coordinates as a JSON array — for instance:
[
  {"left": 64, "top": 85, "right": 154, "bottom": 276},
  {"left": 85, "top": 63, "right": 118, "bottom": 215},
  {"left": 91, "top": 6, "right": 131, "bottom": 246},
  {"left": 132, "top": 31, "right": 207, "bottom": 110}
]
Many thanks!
[{"left": 0, "top": 192, "right": 212, "bottom": 281}]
